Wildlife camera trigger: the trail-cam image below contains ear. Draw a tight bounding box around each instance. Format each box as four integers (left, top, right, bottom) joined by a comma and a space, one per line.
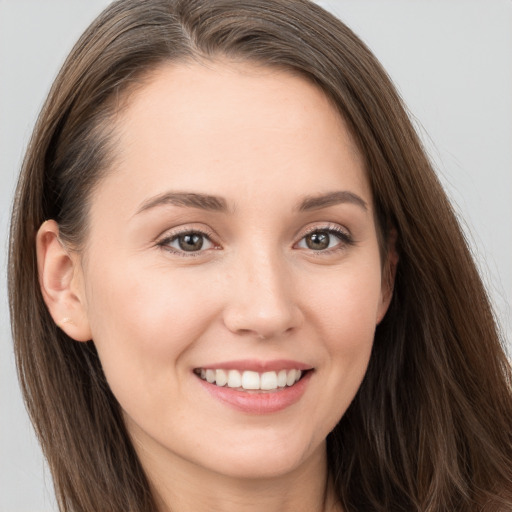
376, 227, 399, 324
36, 220, 92, 342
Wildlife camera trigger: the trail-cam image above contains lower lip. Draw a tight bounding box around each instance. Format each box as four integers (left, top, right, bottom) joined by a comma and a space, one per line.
196, 371, 312, 414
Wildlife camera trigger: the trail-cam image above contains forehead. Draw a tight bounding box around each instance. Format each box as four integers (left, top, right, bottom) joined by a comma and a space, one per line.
95, 60, 370, 216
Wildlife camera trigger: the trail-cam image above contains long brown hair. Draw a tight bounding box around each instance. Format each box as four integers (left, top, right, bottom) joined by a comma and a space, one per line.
9, 1, 512, 510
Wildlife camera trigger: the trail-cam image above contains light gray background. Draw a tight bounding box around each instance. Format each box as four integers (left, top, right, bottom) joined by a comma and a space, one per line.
1, 1, 510, 509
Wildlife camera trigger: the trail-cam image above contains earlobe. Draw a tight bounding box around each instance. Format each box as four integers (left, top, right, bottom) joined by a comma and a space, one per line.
36, 220, 92, 342
376, 228, 399, 324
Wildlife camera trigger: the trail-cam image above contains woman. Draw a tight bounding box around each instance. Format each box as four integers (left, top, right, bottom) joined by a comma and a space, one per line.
8, 0, 512, 510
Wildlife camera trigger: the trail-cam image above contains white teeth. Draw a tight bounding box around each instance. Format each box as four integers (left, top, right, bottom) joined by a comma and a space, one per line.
197, 368, 305, 390
242, 371, 260, 390
227, 369, 242, 388
260, 371, 278, 390
215, 369, 228, 387
286, 369, 297, 386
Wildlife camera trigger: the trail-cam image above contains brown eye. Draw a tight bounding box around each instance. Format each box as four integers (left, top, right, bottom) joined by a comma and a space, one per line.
177, 233, 204, 251
297, 227, 352, 252
305, 231, 330, 250
162, 231, 215, 254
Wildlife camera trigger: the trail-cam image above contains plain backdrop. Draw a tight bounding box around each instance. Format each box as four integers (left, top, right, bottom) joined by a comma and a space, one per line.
1, 1, 510, 509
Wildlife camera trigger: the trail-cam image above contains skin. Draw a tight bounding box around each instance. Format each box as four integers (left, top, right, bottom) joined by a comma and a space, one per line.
37, 61, 396, 512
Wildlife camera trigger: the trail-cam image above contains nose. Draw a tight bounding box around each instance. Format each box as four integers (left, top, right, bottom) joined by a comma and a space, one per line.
222, 249, 303, 340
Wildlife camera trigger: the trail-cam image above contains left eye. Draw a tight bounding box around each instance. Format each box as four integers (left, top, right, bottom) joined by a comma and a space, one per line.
164, 232, 215, 253
297, 229, 347, 251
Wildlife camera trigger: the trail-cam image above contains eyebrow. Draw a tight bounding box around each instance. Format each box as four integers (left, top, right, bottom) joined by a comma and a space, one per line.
136, 192, 229, 215
297, 191, 368, 212
135, 189, 367, 216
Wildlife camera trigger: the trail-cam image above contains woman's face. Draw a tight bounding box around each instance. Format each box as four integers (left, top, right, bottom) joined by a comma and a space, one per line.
72, 61, 392, 480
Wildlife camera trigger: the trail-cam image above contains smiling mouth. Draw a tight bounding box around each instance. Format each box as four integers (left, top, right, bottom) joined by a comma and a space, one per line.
193, 368, 308, 392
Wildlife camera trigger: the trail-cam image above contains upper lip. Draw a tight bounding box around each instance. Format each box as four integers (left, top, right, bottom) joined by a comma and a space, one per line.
195, 359, 313, 372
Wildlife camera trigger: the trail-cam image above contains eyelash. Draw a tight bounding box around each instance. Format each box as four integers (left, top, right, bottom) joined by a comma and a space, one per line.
297, 225, 354, 254
157, 227, 218, 258
157, 224, 354, 258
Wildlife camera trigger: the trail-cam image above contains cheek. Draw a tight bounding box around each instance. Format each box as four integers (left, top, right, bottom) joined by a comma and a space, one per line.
305, 260, 382, 406
306, 257, 383, 339
83, 259, 220, 394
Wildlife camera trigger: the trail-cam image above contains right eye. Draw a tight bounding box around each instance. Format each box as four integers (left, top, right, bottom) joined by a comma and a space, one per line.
159, 231, 216, 255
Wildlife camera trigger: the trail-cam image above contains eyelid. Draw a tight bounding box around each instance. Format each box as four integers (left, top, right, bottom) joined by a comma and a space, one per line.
294, 222, 354, 252
155, 221, 354, 257
156, 225, 220, 257
299, 222, 351, 238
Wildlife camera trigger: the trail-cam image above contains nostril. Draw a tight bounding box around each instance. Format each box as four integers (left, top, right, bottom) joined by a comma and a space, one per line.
222, 305, 303, 341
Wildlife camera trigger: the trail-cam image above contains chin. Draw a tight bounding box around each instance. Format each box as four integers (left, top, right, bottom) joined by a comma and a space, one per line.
194, 428, 326, 481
